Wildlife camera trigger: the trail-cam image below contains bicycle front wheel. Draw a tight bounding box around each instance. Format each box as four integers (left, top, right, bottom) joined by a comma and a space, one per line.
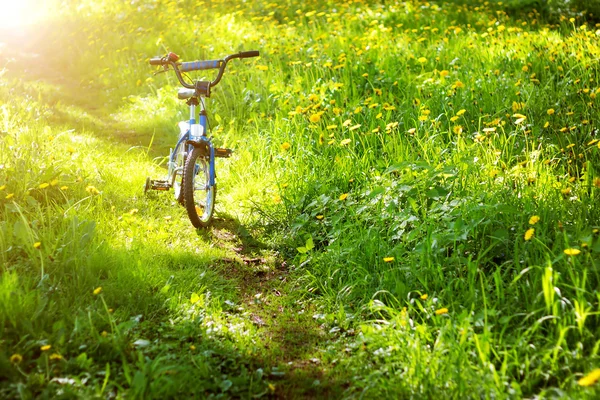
183, 146, 216, 228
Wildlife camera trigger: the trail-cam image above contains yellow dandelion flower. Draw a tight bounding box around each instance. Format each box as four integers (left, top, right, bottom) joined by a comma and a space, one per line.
10, 354, 23, 364
49, 353, 63, 361
453, 126, 463, 135
593, 177, 600, 188
39, 183, 50, 189
101, 331, 108, 337
453, 81, 464, 89
417, 57, 427, 64
256, 65, 268, 71
407, 128, 416, 134
450, 116, 459, 122
93, 287, 102, 295
547, 108, 555, 115
420, 294, 428, 300
439, 70, 449, 78
529, 215, 540, 225
33, 242, 41, 249
40, 345, 51, 351
280, 142, 291, 151
340, 138, 351, 146
564, 248, 581, 256
6, 193, 14, 199
339, 193, 348, 201
309, 113, 321, 123
543, 121, 550, 128
383, 257, 394, 262
435, 308, 449, 315
189, 345, 196, 350
86, 186, 100, 195
60, 186, 68, 190
0, 185, 5, 191
316, 215, 324, 220
456, 109, 466, 116
524, 228, 535, 241
578, 369, 600, 386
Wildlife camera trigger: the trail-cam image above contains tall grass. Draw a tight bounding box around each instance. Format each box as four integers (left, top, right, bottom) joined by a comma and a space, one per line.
1, 0, 599, 397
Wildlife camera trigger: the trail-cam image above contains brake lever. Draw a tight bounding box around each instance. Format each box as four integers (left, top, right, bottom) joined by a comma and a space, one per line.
153, 65, 170, 76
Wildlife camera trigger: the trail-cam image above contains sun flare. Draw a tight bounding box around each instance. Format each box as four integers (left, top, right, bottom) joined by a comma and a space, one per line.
0, 0, 48, 29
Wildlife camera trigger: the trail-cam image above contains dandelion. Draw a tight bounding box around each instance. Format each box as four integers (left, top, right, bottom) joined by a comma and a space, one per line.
417, 57, 427, 64
456, 109, 466, 116
524, 228, 535, 241
529, 215, 540, 225
564, 248, 581, 256
547, 108, 555, 115
10, 354, 22, 364
0, 185, 5, 191
40, 345, 51, 351
316, 215, 324, 220
93, 287, 102, 295
383, 257, 394, 262
86, 186, 100, 195
453, 81, 464, 89
450, 116, 459, 122
439, 70, 449, 78
309, 113, 321, 123
544, 122, 550, 128
273, 195, 281, 204
101, 331, 108, 337
340, 138, 351, 146
189, 345, 196, 350
578, 369, 600, 386
435, 308, 449, 315
420, 294, 428, 300
38, 183, 49, 189
49, 353, 63, 361
280, 142, 291, 151
33, 242, 41, 249
5, 193, 14, 199
453, 126, 463, 135
256, 65, 268, 71
339, 193, 348, 201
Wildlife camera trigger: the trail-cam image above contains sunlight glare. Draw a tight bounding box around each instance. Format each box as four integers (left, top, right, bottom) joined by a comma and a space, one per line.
0, 0, 48, 29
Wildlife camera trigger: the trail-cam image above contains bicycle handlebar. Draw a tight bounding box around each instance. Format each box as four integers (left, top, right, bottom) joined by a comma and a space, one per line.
149, 50, 260, 91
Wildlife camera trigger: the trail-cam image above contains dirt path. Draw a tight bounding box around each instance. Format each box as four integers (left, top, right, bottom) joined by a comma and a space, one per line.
207, 219, 349, 398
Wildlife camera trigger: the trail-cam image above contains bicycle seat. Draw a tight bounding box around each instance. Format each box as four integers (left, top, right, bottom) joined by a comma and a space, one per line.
178, 88, 196, 100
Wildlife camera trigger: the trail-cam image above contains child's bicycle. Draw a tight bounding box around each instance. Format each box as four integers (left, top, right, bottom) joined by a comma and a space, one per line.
144, 50, 259, 227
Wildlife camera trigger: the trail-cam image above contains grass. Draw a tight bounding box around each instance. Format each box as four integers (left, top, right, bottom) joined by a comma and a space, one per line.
1, 0, 600, 398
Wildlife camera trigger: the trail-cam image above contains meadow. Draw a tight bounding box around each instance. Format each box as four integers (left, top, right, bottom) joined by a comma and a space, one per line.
1, 0, 600, 398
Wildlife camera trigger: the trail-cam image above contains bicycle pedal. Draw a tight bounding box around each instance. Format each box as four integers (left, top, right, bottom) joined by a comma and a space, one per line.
150, 180, 170, 191
215, 148, 233, 158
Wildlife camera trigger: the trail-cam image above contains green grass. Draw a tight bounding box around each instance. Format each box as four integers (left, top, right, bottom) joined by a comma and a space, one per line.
1, 0, 600, 398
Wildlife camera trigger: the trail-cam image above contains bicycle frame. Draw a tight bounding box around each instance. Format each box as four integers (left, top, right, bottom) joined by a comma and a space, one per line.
170, 98, 215, 189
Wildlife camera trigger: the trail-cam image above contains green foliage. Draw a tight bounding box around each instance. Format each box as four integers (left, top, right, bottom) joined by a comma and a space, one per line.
1, 0, 600, 398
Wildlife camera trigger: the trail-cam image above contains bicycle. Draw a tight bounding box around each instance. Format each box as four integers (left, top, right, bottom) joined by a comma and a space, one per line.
144, 50, 260, 227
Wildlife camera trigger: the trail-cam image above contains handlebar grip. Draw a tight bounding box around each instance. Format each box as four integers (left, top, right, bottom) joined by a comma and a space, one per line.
238, 50, 259, 59
180, 60, 221, 72
149, 57, 163, 66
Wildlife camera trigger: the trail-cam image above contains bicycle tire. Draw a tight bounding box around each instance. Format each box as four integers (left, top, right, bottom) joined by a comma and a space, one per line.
183, 146, 216, 227
172, 145, 186, 204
